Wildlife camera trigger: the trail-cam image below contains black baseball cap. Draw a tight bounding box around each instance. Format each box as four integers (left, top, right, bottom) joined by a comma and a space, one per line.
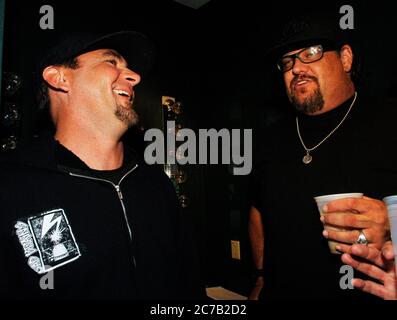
267, 13, 353, 60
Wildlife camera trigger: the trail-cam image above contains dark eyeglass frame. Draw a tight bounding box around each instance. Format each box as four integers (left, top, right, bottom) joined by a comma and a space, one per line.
277, 44, 336, 72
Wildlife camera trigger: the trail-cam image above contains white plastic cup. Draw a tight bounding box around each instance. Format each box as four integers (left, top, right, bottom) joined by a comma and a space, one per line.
383, 195, 397, 275
314, 193, 364, 254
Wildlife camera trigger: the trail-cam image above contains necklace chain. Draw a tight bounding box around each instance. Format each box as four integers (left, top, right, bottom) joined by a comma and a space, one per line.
296, 92, 357, 164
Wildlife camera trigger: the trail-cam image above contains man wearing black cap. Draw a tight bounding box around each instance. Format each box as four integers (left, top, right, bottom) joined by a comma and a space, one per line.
0, 31, 204, 300
248, 14, 397, 300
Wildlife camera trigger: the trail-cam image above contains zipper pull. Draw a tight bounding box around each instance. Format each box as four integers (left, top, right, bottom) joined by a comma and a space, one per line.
115, 185, 123, 200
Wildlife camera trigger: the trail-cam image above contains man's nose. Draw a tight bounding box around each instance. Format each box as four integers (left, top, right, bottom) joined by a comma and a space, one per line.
291, 58, 309, 75
123, 69, 141, 86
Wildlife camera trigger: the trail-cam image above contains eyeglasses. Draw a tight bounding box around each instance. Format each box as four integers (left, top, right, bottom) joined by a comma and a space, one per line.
277, 45, 333, 72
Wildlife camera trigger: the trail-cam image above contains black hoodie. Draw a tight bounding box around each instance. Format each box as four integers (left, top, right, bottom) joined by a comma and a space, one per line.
0, 133, 205, 300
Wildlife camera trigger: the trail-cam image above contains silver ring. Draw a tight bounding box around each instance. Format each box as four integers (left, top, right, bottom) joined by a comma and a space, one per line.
355, 231, 369, 245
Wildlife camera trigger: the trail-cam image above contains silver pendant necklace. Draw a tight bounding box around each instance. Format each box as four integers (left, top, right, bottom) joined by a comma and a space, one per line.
296, 92, 357, 165
302, 152, 312, 164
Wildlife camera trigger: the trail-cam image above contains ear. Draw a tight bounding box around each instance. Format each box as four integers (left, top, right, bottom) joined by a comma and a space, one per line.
42, 66, 70, 92
339, 44, 354, 73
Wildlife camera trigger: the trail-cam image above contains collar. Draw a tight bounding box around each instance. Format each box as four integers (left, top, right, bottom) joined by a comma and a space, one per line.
0, 132, 140, 174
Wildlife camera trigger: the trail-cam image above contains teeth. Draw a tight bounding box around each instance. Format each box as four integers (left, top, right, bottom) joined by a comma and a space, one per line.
113, 89, 130, 97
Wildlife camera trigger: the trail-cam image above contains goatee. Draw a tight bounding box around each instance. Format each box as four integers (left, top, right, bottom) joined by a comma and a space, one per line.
291, 87, 324, 114
115, 104, 139, 128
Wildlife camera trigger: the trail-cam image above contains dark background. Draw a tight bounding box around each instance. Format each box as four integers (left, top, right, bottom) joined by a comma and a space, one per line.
1, 0, 396, 296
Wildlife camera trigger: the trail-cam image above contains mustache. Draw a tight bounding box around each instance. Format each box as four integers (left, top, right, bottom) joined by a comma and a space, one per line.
291, 75, 318, 90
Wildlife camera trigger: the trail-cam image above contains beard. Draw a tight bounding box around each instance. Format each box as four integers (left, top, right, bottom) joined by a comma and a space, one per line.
114, 103, 139, 128
289, 77, 324, 114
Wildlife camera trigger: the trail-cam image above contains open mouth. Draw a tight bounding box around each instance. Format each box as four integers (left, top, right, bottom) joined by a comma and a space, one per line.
292, 77, 317, 91
113, 89, 133, 102
294, 79, 312, 88
296, 79, 310, 86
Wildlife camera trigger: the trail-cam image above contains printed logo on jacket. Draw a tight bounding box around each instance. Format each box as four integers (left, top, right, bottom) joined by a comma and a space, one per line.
15, 208, 81, 274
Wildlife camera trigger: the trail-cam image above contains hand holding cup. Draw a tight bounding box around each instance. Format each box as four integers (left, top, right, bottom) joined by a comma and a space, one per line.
318, 194, 389, 253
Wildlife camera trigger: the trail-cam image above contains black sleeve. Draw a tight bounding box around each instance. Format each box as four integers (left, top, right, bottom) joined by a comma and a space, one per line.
161, 170, 207, 300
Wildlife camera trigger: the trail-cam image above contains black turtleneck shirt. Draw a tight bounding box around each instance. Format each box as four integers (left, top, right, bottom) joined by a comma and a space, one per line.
251, 93, 397, 300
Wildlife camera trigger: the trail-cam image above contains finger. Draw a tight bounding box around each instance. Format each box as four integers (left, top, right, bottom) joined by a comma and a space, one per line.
352, 278, 387, 299
323, 229, 365, 245
335, 243, 351, 254
335, 243, 379, 258
350, 244, 385, 266
322, 212, 369, 228
382, 241, 395, 260
341, 253, 387, 281
337, 244, 377, 261
324, 197, 383, 214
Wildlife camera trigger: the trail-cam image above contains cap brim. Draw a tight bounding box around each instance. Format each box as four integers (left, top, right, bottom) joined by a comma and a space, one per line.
266, 37, 337, 61
80, 31, 156, 76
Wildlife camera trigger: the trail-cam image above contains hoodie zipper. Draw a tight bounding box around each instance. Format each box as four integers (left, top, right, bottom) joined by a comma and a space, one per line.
69, 164, 138, 267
